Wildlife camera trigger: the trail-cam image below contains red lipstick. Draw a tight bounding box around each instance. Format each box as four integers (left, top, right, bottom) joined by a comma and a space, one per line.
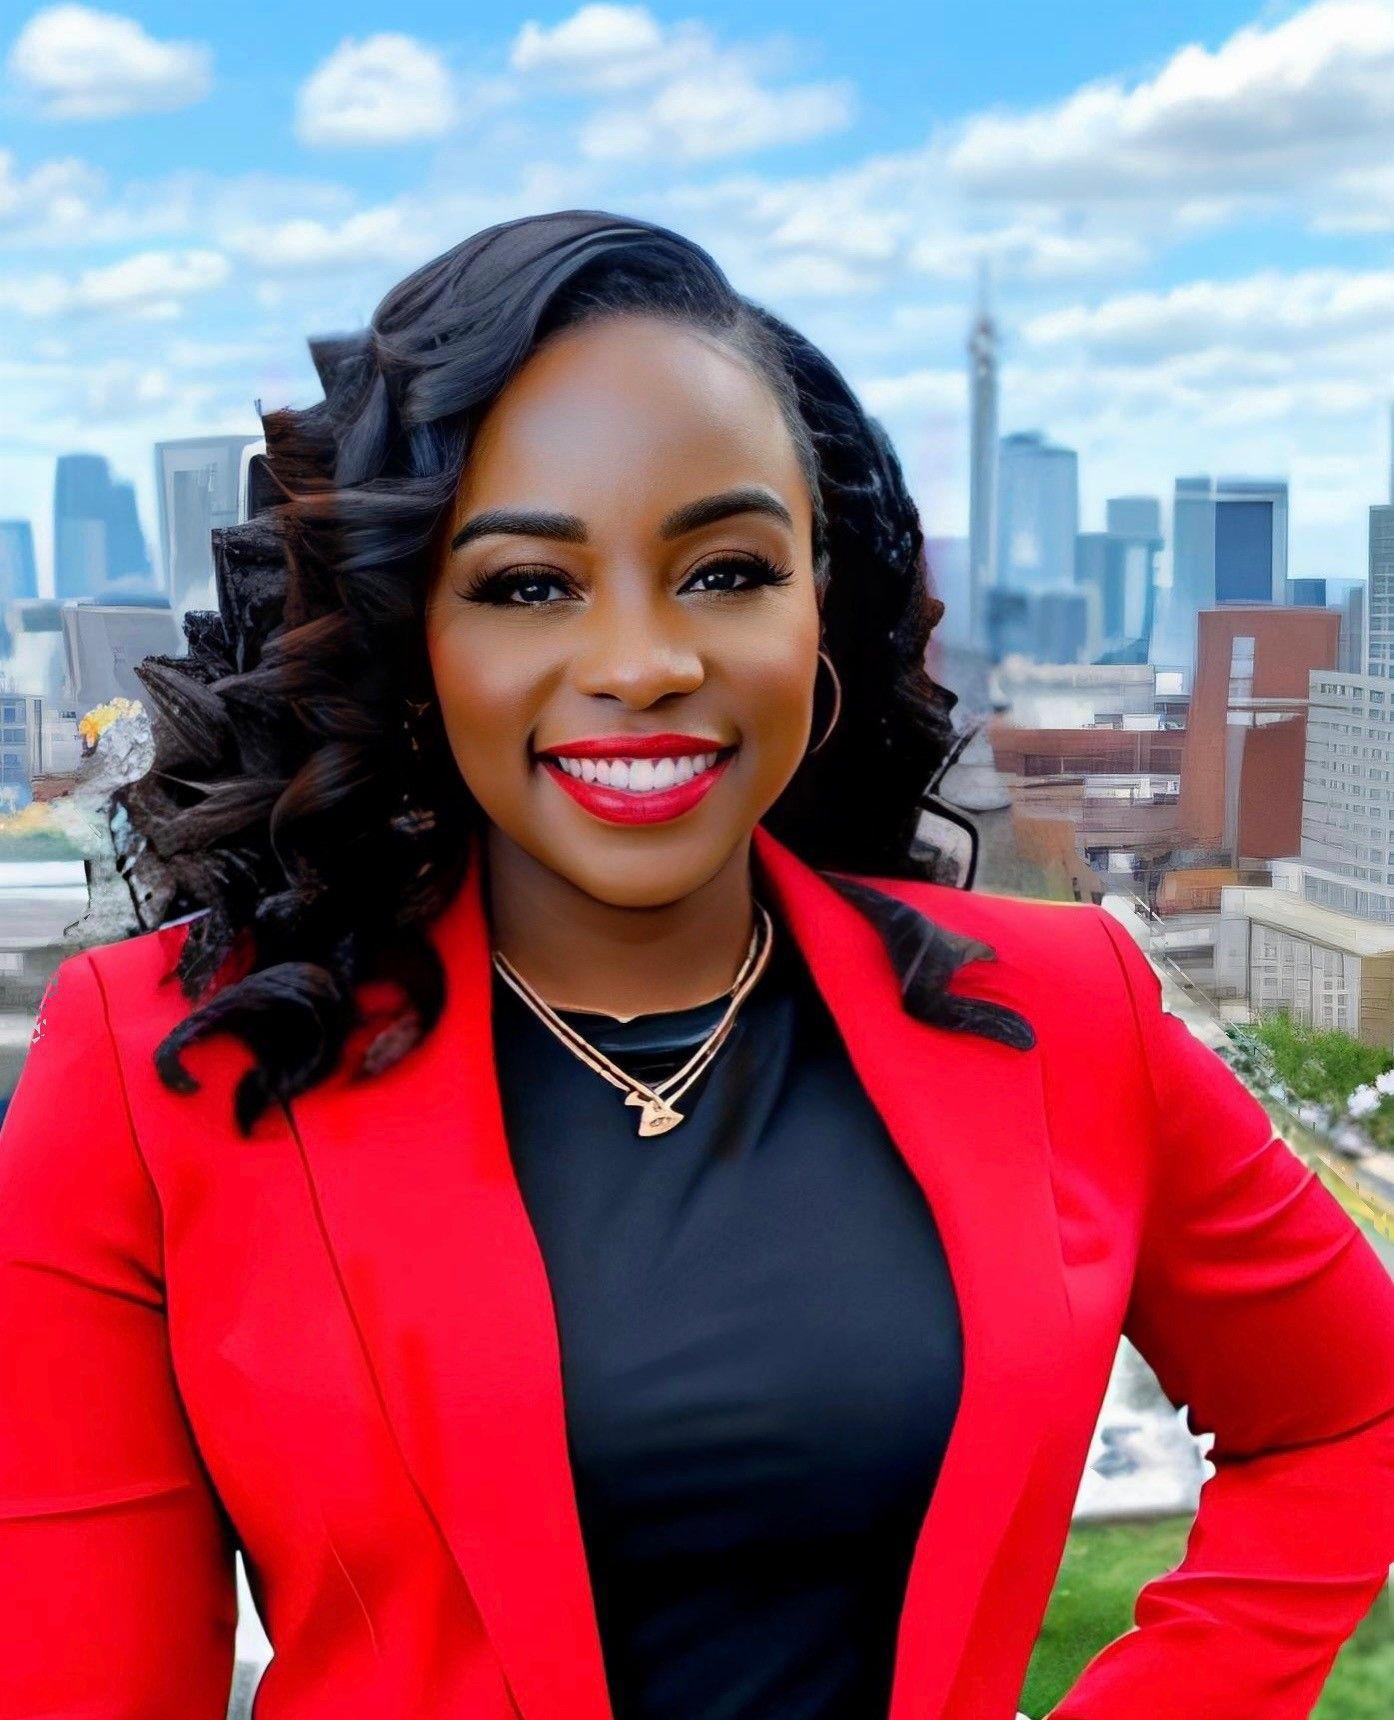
535, 733, 737, 826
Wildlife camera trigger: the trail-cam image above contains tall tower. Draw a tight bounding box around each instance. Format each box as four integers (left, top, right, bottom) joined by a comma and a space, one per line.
967, 261, 998, 655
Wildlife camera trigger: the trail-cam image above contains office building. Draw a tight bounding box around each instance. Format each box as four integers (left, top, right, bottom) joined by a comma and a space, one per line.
1, 600, 67, 705
1289, 578, 1327, 607
1108, 496, 1162, 655
1339, 583, 1366, 675
52, 453, 152, 599
60, 595, 182, 709
1163, 477, 1290, 677
1369, 505, 1394, 679
996, 431, 1079, 597
1176, 606, 1337, 863
155, 434, 261, 619
1214, 885, 1394, 1042
0, 691, 44, 810
988, 585, 1091, 665
1075, 502, 1160, 665
0, 522, 37, 602
1283, 671, 1394, 925
1214, 478, 1288, 605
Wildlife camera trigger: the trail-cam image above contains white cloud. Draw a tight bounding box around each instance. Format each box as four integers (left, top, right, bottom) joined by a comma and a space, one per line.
510, 4, 672, 91
657, 152, 1145, 306
0, 158, 364, 251
908, 219, 1145, 283
1024, 267, 1394, 360
947, 0, 1394, 203
664, 161, 920, 265
510, 5, 852, 163
582, 69, 851, 163
6, 4, 212, 121
296, 33, 454, 147
0, 246, 228, 318
223, 205, 428, 274
0, 147, 103, 233
858, 366, 964, 417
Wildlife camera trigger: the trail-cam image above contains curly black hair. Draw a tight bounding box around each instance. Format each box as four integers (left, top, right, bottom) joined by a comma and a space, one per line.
114, 208, 1032, 1136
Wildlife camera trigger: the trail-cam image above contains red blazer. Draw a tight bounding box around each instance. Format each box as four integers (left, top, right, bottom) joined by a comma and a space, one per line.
2, 820, 1394, 1720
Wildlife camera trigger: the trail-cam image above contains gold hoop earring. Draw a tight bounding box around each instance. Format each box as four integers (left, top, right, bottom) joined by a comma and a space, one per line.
809, 647, 842, 755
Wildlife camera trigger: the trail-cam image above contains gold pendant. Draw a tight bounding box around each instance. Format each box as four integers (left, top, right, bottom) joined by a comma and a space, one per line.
625, 1091, 684, 1136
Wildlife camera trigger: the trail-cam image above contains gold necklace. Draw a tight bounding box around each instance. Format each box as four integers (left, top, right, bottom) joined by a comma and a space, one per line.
491, 902, 775, 1137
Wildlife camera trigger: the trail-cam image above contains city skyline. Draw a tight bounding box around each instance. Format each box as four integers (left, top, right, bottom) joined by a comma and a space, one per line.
3, 1, 1394, 592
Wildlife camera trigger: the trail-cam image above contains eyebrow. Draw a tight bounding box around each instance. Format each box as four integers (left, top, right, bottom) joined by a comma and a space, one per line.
448, 486, 795, 553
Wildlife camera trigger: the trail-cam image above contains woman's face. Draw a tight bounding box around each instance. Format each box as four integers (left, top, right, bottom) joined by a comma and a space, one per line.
424, 313, 822, 909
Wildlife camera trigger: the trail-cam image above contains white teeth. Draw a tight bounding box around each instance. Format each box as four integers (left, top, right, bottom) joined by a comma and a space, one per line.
551, 750, 728, 792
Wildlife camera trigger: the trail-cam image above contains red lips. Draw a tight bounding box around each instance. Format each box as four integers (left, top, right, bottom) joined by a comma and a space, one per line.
537, 742, 736, 826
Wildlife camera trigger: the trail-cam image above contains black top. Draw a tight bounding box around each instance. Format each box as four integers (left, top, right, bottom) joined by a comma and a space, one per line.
490, 904, 963, 1720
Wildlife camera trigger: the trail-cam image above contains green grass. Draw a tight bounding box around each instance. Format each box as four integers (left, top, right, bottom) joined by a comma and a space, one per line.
0, 832, 84, 861
1021, 1517, 1394, 1717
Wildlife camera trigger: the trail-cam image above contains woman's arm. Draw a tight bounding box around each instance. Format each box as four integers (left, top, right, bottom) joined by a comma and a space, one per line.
1045, 911, 1394, 1720
0, 952, 238, 1717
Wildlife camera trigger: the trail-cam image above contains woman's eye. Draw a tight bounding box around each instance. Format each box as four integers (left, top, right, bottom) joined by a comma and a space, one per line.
683, 554, 792, 594
463, 569, 574, 606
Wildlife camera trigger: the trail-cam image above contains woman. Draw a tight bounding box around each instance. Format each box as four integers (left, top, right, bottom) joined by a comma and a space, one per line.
1, 210, 1392, 1720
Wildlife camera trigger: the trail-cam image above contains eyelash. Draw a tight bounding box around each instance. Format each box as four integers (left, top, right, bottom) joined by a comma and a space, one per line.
457, 552, 795, 608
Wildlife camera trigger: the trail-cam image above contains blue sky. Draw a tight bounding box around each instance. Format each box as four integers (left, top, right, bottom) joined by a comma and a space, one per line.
4, 0, 1394, 590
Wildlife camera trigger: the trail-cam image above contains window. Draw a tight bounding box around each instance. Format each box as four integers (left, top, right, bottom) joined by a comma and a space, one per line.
1228, 634, 1256, 704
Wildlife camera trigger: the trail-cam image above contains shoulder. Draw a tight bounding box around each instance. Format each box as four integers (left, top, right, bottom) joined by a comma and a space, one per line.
830, 871, 1126, 990
84, 916, 201, 1037
827, 872, 1156, 1080
77, 915, 263, 1143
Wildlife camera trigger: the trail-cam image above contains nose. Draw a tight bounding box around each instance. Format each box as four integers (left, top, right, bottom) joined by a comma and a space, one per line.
570, 595, 705, 709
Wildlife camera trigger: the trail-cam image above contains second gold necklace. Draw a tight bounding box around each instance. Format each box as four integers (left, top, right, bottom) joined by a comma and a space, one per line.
492, 901, 775, 1137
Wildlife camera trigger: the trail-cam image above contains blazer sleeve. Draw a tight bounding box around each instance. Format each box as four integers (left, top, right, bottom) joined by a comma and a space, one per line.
1045, 910, 1394, 1720
0, 951, 238, 1717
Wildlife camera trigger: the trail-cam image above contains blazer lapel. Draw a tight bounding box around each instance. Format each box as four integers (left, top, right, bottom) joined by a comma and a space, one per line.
281, 820, 1071, 1720
279, 838, 613, 1720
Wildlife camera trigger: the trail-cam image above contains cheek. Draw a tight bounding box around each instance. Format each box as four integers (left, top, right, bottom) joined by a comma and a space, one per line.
728, 622, 815, 700
427, 626, 542, 783
722, 629, 819, 772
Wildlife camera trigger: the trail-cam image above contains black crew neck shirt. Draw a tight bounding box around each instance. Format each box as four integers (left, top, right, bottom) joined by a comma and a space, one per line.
489, 905, 963, 1720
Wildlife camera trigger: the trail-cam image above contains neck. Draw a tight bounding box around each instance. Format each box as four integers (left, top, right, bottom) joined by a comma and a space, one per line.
481, 824, 759, 1019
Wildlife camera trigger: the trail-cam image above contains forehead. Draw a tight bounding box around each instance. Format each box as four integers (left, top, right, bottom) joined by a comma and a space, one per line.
455, 316, 807, 523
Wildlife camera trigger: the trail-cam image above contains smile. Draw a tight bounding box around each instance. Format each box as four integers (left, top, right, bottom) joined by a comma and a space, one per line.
535, 737, 738, 826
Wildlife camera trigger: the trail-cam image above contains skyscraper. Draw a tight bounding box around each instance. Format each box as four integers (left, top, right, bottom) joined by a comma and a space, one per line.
155, 434, 261, 618
1098, 495, 1162, 657
0, 521, 37, 602
1368, 502, 1394, 678
1213, 477, 1288, 606
52, 452, 153, 599
1163, 476, 1289, 676
966, 263, 998, 656
996, 430, 1079, 595
106, 479, 151, 586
